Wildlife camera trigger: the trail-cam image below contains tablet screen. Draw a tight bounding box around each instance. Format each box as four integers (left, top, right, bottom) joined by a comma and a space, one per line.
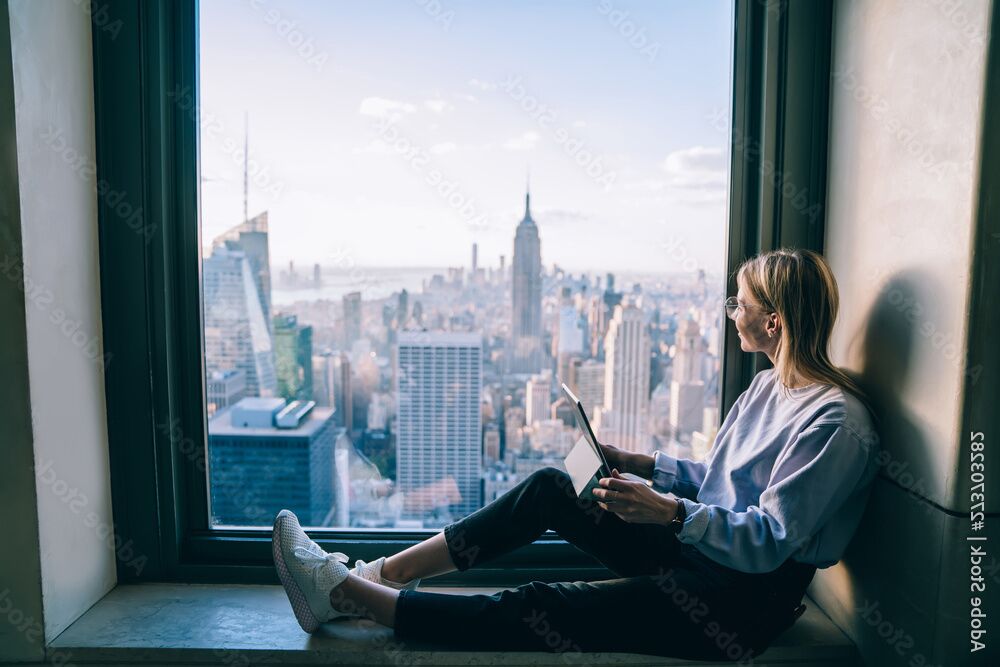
561, 383, 611, 477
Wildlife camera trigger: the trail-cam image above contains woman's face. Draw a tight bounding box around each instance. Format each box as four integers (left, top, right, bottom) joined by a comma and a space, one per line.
733, 282, 778, 355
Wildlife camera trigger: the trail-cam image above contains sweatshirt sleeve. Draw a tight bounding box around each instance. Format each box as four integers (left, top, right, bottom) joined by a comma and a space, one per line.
651, 451, 709, 500
673, 420, 877, 573
652, 380, 754, 499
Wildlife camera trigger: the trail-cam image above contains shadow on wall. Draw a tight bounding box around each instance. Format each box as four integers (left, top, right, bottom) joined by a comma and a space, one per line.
818, 271, 969, 667
855, 271, 932, 475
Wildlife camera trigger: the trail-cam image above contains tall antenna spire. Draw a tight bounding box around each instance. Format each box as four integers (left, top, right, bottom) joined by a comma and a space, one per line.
243, 112, 249, 224
524, 165, 531, 218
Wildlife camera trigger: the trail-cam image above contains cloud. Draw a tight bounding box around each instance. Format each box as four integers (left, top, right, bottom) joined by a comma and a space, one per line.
424, 99, 453, 113
353, 139, 394, 155
535, 208, 591, 225
430, 142, 457, 154
358, 97, 417, 119
503, 131, 540, 151
660, 146, 727, 189
468, 78, 497, 91
572, 119, 587, 128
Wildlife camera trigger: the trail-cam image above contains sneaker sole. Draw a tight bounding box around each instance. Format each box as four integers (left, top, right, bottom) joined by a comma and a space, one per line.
272, 512, 321, 633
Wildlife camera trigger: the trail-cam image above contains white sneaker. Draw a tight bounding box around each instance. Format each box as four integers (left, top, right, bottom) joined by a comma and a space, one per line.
351, 556, 421, 591
272, 509, 352, 632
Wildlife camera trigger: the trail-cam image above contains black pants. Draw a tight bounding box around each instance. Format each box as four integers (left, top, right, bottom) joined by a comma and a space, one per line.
392, 467, 816, 661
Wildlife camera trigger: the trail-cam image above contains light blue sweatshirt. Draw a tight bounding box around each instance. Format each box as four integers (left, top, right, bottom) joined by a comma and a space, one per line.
653, 368, 880, 574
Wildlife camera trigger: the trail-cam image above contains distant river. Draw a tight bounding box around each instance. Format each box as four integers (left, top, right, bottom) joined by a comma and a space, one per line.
270, 266, 449, 306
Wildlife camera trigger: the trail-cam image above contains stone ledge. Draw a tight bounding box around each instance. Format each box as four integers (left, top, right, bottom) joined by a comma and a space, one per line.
46, 583, 860, 666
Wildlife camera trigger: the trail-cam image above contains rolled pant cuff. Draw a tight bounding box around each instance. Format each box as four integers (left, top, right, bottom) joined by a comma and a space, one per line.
443, 520, 475, 571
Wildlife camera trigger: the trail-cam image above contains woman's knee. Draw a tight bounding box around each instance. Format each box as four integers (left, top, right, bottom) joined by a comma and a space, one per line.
528, 466, 574, 495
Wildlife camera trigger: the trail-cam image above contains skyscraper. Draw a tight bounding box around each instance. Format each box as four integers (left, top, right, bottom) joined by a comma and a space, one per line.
208, 397, 338, 526
213, 212, 272, 331
525, 370, 552, 426
203, 246, 277, 397
335, 352, 353, 433
396, 331, 483, 522
571, 358, 606, 417
313, 350, 337, 408
602, 304, 651, 453
510, 191, 543, 374
670, 316, 707, 441
206, 369, 246, 417
342, 291, 362, 350
273, 313, 313, 402
397, 289, 409, 328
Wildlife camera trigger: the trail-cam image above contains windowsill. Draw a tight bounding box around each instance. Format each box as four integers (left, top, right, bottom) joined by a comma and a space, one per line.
49, 583, 860, 665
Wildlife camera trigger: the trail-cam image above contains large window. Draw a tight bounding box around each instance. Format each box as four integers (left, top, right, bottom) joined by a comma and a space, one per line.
197, 0, 735, 530
92, 0, 833, 582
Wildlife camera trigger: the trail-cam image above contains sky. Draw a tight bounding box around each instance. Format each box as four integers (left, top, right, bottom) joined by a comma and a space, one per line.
198, 0, 734, 276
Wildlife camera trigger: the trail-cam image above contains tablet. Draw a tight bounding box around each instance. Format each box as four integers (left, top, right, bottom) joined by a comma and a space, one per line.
561, 382, 612, 478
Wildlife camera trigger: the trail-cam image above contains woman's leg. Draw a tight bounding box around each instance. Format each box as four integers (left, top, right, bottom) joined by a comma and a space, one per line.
391, 568, 760, 659
381, 531, 454, 584
392, 466, 682, 579
328, 572, 402, 627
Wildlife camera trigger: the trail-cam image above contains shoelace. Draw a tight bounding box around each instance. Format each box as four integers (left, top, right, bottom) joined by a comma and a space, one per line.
293, 544, 350, 592
294, 544, 349, 566
355, 558, 393, 585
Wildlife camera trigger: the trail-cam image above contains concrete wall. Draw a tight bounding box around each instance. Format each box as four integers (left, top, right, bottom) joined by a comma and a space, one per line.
1, 0, 116, 655
812, 0, 997, 664
0, 0, 44, 659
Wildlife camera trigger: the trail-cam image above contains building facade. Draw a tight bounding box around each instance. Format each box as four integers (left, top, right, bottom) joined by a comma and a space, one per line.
395, 331, 483, 523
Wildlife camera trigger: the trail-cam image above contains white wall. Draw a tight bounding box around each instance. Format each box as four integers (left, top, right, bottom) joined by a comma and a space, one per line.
9, 0, 115, 642
813, 0, 995, 664
825, 0, 989, 511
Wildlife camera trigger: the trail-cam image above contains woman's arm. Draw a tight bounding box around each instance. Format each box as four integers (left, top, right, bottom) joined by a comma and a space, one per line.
605, 448, 709, 500
645, 451, 709, 500
671, 420, 878, 573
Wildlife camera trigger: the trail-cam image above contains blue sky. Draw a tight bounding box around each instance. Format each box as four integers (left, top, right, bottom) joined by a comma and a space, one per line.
198, 0, 733, 275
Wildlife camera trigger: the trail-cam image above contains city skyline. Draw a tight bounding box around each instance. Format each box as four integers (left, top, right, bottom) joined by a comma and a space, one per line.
198, 0, 734, 274
198, 1, 731, 529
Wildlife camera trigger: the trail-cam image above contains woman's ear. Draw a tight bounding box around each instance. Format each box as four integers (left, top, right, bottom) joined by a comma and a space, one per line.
767, 311, 781, 337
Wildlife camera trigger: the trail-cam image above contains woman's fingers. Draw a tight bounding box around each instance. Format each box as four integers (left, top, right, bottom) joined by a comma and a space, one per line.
598, 476, 634, 491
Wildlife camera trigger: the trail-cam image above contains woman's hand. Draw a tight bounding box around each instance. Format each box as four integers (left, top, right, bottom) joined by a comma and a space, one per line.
593, 469, 680, 527
599, 443, 655, 480
598, 443, 634, 476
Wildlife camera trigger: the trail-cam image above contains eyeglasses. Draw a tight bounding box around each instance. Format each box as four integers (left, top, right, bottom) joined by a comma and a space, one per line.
724, 296, 771, 321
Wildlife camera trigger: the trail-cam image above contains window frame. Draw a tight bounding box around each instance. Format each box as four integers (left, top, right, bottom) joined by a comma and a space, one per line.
93, 0, 832, 585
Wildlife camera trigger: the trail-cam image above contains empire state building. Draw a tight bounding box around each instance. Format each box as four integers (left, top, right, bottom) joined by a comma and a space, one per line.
510, 190, 543, 374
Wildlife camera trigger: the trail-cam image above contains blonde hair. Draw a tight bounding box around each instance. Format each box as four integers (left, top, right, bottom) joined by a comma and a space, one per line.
735, 248, 874, 415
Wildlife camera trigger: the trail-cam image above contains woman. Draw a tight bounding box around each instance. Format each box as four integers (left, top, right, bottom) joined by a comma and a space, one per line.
272, 248, 880, 661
